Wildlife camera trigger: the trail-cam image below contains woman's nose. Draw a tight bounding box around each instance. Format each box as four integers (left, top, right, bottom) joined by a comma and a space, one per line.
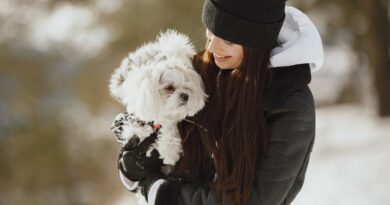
207, 36, 223, 53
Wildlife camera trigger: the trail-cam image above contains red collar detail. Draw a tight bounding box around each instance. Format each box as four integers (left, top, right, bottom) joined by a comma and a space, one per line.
153, 123, 161, 129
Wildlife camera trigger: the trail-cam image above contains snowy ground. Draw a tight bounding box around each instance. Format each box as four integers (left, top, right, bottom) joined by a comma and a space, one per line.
115, 104, 390, 205
294, 104, 390, 205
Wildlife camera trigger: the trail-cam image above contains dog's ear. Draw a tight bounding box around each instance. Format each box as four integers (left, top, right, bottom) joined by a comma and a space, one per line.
183, 68, 208, 116
109, 57, 133, 104
134, 70, 162, 121
156, 29, 196, 61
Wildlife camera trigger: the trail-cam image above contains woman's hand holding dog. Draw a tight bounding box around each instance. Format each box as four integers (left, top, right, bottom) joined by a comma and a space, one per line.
118, 132, 167, 200
118, 133, 164, 182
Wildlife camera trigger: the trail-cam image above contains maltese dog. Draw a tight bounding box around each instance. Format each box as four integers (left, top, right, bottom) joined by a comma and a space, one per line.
109, 29, 207, 168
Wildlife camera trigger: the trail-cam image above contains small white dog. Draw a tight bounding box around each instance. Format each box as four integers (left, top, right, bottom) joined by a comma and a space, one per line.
109, 30, 207, 168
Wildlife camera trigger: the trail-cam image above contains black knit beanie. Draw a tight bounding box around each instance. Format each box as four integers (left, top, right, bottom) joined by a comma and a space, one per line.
202, 0, 286, 48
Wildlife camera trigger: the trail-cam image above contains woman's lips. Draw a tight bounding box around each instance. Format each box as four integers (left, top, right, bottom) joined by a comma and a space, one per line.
213, 54, 231, 62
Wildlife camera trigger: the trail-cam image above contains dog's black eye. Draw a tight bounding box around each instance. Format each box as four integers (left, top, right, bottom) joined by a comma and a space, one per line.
165, 85, 175, 92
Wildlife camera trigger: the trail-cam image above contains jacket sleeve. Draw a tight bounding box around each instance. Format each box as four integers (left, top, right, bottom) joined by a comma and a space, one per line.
146, 179, 220, 205
150, 86, 315, 205
248, 86, 315, 205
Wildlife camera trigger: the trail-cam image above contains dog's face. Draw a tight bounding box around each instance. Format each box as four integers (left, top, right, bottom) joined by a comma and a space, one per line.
156, 60, 206, 121
126, 59, 206, 123
109, 29, 207, 123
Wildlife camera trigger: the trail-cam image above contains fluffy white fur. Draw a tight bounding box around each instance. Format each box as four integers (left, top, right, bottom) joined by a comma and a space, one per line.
109, 29, 207, 166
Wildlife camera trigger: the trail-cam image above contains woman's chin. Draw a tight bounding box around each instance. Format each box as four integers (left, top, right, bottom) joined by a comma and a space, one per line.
215, 62, 234, 70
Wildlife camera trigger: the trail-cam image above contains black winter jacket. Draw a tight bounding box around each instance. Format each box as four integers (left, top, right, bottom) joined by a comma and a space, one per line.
150, 63, 315, 205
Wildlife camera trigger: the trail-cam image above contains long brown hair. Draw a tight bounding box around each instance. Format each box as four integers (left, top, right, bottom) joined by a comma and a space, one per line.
177, 44, 272, 205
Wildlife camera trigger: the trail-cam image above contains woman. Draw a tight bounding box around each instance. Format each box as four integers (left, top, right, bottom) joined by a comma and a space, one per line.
118, 0, 324, 204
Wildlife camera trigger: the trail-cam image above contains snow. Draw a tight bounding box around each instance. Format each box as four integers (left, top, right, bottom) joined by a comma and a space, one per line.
293, 104, 390, 205
309, 45, 359, 105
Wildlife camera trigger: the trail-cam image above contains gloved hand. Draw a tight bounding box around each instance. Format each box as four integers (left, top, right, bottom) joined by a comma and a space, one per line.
118, 132, 188, 203
118, 132, 164, 182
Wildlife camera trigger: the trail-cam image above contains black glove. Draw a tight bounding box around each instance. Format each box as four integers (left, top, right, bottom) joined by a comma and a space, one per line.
141, 174, 186, 204
118, 132, 164, 182
118, 132, 184, 203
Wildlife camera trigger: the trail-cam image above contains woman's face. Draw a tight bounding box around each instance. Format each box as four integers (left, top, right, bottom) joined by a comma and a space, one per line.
206, 30, 244, 70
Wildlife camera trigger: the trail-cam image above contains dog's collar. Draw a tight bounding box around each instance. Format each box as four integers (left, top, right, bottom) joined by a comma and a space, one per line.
127, 112, 161, 132
152, 123, 161, 129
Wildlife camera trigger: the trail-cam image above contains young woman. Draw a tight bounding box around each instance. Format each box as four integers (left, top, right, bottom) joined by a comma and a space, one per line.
118, 0, 324, 204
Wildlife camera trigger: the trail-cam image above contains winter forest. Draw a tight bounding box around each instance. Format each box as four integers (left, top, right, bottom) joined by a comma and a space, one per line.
0, 0, 389, 204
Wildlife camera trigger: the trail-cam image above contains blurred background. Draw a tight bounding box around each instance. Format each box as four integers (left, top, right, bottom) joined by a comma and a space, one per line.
0, 0, 389, 204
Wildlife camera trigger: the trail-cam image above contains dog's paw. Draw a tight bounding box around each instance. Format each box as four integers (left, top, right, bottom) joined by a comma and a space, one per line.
111, 113, 131, 145
111, 113, 155, 145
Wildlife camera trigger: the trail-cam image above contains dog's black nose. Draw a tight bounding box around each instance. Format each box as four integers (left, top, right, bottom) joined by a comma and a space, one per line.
180, 93, 189, 102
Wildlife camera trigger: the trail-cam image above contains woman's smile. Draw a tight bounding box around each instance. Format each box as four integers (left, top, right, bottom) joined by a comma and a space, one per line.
213, 54, 232, 62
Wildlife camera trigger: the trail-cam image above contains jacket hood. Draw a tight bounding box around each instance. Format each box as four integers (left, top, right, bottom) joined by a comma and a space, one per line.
269, 6, 324, 72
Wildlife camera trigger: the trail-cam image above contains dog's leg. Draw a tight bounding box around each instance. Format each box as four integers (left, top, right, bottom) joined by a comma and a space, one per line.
153, 132, 183, 165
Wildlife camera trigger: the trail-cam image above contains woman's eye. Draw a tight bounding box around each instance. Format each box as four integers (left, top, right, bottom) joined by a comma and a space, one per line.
165, 85, 175, 92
